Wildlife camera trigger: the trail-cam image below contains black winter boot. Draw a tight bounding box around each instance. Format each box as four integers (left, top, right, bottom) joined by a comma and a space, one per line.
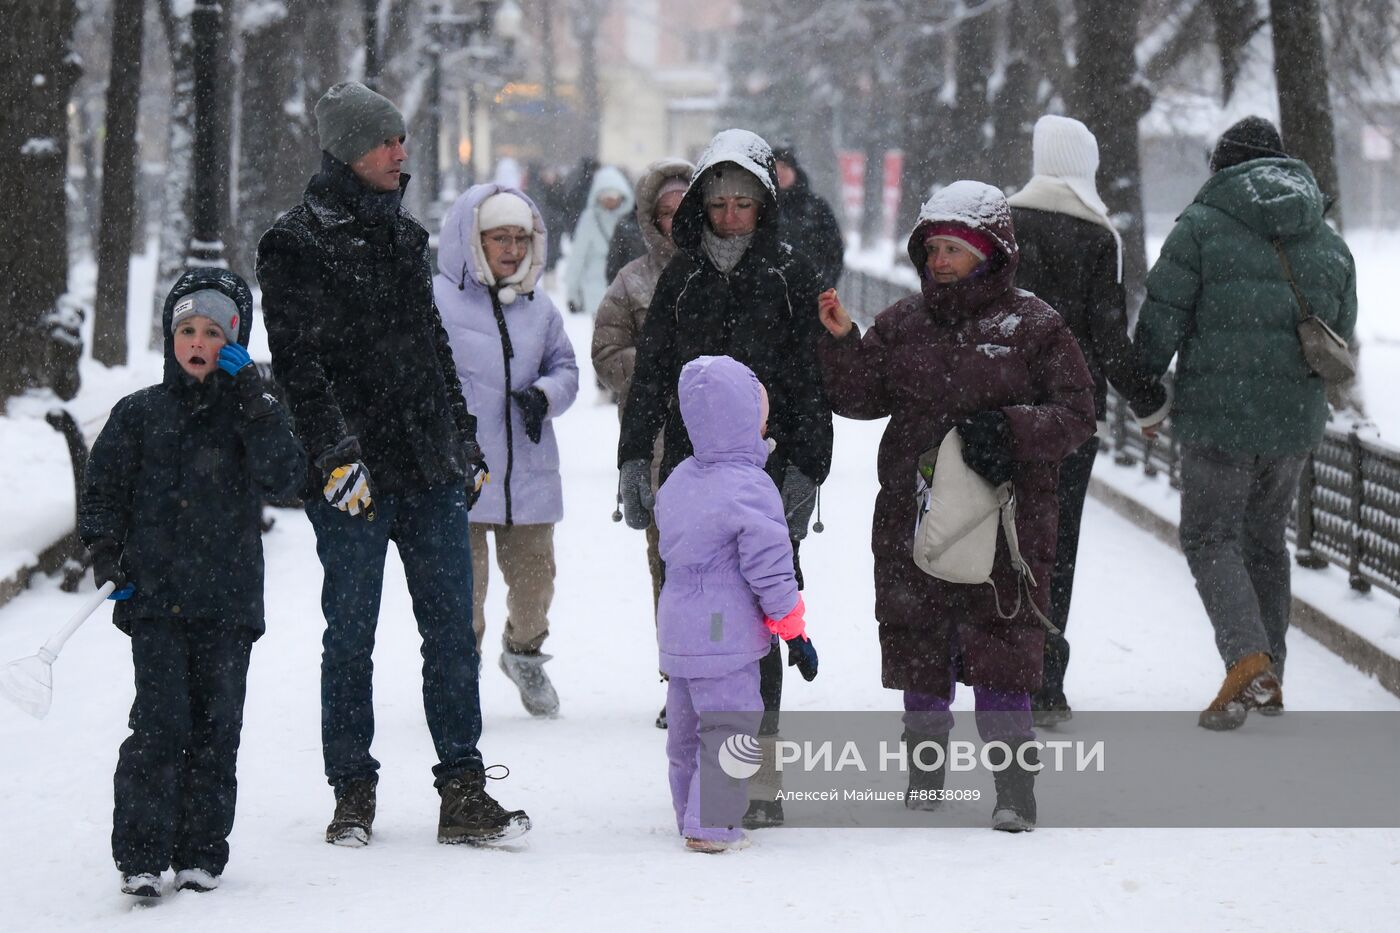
904, 730, 949, 811
991, 742, 1038, 832
326, 776, 377, 846
438, 768, 531, 844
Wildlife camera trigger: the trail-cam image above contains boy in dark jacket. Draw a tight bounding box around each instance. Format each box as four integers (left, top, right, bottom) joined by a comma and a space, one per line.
79, 268, 305, 900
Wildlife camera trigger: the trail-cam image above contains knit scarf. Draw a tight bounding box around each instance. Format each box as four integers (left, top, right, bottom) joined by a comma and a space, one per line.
701, 228, 754, 275
319, 151, 405, 229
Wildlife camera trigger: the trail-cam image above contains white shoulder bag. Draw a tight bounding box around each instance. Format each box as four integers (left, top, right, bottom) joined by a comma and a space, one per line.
911, 428, 1058, 633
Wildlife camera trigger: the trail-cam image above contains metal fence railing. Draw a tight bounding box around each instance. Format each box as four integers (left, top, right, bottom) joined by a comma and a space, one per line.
1103, 377, 1398, 604
838, 267, 916, 330
840, 267, 1400, 610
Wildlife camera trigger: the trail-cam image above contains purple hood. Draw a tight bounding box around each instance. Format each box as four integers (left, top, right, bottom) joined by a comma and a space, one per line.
677, 355, 770, 470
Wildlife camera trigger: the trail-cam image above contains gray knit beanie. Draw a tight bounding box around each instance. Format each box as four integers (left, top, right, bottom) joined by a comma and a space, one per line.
170, 289, 241, 343
315, 81, 407, 164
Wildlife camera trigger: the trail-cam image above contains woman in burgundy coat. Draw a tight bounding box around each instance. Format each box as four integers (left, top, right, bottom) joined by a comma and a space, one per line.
817, 181, 1095, 831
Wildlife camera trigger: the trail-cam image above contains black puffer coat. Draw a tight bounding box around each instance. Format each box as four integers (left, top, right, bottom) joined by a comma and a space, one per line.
1010, 207, 1161, 420
79, 268, 306, 636
776, 165, 844, 291
618, 131, 833, 486
256, 154, 478, 497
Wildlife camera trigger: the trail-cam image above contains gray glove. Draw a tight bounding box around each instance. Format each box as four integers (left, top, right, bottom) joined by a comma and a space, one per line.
780, 465, 818, 540
619, 459, 655, 530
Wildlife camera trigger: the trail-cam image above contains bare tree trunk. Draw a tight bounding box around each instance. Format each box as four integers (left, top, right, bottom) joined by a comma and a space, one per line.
151, 0, 194, 348
1209, 0, 1267, 101
234, 2, 318, 279
898, 22, 949, 234
947, 1, 996, 183
1072, 0, 1153, 312
186, 0, 227, 267
93, 0, 146, 367
990, 0, 1039, 190
363, 0, 381, 89
1270, 0, 1342, 223
0, 0, 84, 401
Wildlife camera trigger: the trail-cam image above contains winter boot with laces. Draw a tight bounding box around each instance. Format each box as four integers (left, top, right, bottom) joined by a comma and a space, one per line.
326, 776, 377, 847
438, 767, 532, 844
904, 730, 949, 812
499, 637, 560, 718
991, 742, 1038, 833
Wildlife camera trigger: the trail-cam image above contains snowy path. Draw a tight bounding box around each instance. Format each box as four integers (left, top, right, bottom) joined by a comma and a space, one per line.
2, 309, 1397, 932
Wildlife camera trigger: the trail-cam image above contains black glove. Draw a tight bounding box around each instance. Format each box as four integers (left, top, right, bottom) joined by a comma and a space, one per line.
780, 465, 818, 541
462, 439, 490, 509
512, 387, 548, 444
957, 411, 1015, 486
619, 459, 655, 530
785, 635, 819, 682
89, 538, 127, 591
230, 360, 278, 423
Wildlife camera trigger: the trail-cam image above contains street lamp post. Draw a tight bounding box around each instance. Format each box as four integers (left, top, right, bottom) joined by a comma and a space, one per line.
423, 1, 521, 219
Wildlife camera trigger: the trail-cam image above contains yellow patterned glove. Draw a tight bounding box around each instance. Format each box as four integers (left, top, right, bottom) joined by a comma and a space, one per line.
323, 462, 374, 517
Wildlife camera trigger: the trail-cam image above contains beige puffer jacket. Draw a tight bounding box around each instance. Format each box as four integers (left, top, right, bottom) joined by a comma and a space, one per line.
591, 157, 694, 419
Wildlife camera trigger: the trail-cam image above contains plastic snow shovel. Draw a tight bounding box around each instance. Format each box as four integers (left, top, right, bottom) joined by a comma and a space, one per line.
0, 581, 115, 719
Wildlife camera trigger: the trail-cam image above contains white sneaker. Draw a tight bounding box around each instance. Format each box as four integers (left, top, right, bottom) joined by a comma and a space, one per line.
174, 868, 220, 892
685, 833, 751, 854
120, 873, 162, 898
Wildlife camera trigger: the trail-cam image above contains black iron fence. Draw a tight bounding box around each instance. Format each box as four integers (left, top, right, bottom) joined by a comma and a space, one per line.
838, 267, 1400, 610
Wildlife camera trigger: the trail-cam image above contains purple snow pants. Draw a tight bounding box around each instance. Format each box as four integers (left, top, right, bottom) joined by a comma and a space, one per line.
666, 663, 762, 842
903, 677, 1033, 744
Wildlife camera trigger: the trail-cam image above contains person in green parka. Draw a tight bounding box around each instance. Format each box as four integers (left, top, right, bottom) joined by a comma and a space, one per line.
1131, 116, 1357, 731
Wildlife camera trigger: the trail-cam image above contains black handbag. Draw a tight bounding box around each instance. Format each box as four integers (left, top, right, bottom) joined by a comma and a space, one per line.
1273, 239, 1354, 386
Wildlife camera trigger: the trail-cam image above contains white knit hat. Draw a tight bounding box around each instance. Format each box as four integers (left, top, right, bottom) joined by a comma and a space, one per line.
1032, 115, 1109, 216
477, 191, 534, 232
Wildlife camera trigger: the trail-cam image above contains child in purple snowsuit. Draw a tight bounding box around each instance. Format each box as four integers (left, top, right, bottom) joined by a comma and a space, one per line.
654, 355, 818, 853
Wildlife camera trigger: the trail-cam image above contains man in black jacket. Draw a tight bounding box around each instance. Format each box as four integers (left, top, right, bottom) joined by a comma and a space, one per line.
256, 81, 528, 848
1008, 114, 1166, 724
772, 143, 845, 290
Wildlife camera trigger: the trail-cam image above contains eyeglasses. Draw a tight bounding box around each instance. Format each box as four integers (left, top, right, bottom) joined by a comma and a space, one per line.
485, 234, 532, 249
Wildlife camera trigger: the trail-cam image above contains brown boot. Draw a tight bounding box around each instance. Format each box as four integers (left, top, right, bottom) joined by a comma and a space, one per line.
1198, 652, 1281, 731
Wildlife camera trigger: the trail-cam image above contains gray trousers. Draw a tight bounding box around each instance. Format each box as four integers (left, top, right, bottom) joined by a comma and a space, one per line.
1178, 445, 1305, 679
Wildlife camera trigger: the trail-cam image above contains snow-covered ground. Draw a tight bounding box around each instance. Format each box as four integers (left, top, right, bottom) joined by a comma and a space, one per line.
2, 305, 1399, 931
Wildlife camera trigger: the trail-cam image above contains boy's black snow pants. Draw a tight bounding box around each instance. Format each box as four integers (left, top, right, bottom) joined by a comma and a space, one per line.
113, 618, 254, 877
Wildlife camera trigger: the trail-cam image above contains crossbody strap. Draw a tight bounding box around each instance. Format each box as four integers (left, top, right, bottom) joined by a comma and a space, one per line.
1272, 238, 1312, 325
989, 491, 1060, 634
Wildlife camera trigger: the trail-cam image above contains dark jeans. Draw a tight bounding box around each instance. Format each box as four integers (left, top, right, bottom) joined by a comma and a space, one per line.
1178, 445, 1305, 679
307, 482, 483, 796
113, 619, 253, 877
1039, 436, 1100, 703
